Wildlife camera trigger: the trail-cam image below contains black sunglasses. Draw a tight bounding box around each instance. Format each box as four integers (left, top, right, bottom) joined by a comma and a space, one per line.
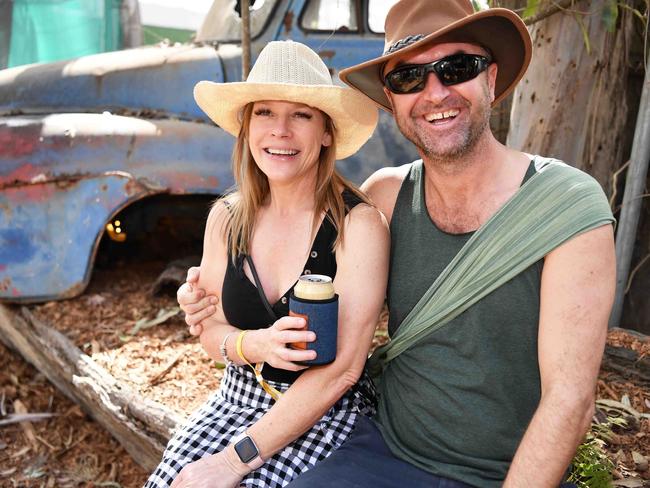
383, 53, 491, 94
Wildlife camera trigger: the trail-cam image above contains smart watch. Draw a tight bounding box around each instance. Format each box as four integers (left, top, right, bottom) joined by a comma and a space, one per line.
232, 432, 264, 469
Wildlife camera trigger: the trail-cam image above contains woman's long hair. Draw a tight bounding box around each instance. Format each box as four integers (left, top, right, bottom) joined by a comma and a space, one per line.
219, 103, 371, 259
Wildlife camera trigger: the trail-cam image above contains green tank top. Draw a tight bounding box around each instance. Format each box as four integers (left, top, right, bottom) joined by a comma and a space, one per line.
377, 160, 543, 487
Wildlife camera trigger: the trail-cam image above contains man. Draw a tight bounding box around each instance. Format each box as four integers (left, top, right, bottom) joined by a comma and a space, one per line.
179, 1, 616, 486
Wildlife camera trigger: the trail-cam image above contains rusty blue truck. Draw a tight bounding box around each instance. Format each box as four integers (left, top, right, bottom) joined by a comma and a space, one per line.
0, 0, 416, 302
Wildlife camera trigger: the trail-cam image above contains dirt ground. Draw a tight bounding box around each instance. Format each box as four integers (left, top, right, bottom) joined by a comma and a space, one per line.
0, 263, 648, 487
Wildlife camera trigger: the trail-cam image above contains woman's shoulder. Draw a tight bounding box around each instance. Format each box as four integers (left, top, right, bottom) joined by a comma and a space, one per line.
205, 194, 239, 245
343, 201, 389, 237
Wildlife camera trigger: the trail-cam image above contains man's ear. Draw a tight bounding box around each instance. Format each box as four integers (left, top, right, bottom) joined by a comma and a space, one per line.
383, 86, 396, 112
487, 63, 498, 103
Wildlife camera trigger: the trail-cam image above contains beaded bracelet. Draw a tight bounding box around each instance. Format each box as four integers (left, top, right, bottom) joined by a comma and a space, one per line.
219, 332, 235, 367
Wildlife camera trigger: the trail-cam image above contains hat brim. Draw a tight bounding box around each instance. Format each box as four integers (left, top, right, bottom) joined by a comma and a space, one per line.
339, 9, 532, 112
193, 81, 378, 160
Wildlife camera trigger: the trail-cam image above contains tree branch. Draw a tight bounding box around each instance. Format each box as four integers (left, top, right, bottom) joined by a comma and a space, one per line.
524, 0, 577, 26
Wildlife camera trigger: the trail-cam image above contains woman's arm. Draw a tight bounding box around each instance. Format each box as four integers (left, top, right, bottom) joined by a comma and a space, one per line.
196, 201, 319, 370
244, 204, 390, 459
171, 203, 390, 488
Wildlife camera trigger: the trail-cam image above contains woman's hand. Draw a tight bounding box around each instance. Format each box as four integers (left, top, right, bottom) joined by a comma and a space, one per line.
246, 316, 317, 370
178, 266, 219, 336
169, 447, 248, 488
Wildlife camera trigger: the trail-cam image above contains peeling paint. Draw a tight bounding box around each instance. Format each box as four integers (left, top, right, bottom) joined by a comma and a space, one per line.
0, 277, 10, 292
0, 131, 39, 158
0, 163, 41, 186
283, 10, 294, 34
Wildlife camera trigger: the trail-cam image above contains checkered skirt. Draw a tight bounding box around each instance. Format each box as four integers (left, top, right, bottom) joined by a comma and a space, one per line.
145, 365, 376, 487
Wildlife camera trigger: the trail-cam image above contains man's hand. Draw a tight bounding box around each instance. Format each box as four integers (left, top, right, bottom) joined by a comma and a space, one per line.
169, 446, 249, 488
177, 266, 219, 336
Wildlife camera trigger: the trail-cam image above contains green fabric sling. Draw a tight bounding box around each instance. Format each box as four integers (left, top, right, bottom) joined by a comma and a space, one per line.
368, 156, 615, 379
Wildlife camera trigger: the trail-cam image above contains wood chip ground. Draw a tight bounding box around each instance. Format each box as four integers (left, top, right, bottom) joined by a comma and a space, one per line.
0, 263, 647, 486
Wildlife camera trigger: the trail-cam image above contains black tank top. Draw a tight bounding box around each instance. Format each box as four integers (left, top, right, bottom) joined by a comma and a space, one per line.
222, 191, 363, 383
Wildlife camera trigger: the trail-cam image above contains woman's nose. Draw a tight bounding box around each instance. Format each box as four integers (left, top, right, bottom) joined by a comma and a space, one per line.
271, 116, 291, 137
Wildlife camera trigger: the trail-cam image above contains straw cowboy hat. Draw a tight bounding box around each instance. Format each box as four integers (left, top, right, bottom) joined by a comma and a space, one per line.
194, 40, 378, 160
339, 0, 532, 112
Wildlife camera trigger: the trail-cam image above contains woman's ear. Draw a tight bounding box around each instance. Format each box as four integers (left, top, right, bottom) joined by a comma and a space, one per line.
322, 131, 333, 147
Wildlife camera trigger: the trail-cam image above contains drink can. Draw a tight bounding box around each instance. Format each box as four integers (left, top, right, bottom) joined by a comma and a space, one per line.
293, 274, 335, 301
289, 274, 338, 365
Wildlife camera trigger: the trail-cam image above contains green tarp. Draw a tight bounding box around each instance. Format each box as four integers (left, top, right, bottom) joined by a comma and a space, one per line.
6, 0, 122, 68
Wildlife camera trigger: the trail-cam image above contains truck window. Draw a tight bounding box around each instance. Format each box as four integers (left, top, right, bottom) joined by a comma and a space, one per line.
368, 0, 398, 33
301, 0, 358, 32
196, 0, 279, 42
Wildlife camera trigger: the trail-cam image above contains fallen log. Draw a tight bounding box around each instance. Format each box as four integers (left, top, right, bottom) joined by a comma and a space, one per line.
0, 304, 182, 471
602, 347, 650, 386
601, 328, 650, 387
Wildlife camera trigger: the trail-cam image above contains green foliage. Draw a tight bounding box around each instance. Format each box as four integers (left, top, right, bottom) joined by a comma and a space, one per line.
567, 438, 614, 488
602, 1, 619, 32
574, 12, 592, 55
567, 410, 625, 488
524, 0, 541, 18
470, 0, 490, 11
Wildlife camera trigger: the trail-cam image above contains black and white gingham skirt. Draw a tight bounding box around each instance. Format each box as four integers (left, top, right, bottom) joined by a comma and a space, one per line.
145, 365, 376, 487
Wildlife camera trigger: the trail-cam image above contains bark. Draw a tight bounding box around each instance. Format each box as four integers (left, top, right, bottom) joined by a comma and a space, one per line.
0, 304, 182, 471
507, 0, 633, 192
602, 344, 650, 386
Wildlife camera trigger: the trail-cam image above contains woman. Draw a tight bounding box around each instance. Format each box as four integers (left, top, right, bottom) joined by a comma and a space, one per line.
146, 40, 389, 488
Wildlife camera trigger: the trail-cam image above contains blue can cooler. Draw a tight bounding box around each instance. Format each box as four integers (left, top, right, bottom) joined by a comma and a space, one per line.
289, 293, 338, 365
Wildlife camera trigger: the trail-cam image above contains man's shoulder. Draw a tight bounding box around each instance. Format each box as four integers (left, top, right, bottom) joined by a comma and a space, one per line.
530, 154, 604, 190
361, 162, 416, 223
362, 162, 414, 196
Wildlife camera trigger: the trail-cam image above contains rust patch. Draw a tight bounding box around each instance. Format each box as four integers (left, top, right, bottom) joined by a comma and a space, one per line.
125, 178, 146, 196
0, 131, 39, 158
0, 172, 91, 190
0, 163, 40, 186
158, 172, 219, 193
3, 183, 56, 204
60, 280, 89, 300
319, 50, 335, 60
283, 10, 294, 34
0, 277, 11, 292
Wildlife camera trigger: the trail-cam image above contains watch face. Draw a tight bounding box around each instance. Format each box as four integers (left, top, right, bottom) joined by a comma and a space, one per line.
234, 436, 259, 464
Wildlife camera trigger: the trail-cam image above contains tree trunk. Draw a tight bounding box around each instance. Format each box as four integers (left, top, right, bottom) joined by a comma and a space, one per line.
507, 0, 633, 192
0, 304, 182, 471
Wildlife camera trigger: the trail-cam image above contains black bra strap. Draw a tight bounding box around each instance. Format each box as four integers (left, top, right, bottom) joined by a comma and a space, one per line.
244, 255, 278, 322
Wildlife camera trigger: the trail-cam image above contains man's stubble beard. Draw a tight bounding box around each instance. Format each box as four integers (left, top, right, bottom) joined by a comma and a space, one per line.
394, 84, 492, 167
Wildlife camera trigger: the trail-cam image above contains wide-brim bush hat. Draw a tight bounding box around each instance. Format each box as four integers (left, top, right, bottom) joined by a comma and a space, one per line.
339, 0, 532, 112
194, 40, 378, 160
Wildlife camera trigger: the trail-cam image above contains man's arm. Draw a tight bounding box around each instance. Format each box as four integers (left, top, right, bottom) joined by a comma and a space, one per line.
504, 224, 615, 487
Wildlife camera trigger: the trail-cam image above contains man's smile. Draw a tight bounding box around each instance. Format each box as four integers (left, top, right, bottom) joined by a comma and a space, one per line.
423, 108, 460, 124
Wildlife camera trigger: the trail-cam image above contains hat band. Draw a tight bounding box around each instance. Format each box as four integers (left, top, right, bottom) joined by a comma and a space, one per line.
384, 34, 425, 55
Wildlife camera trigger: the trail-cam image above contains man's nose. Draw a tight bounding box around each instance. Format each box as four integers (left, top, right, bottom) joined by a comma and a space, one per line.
420, 71, 451, 104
